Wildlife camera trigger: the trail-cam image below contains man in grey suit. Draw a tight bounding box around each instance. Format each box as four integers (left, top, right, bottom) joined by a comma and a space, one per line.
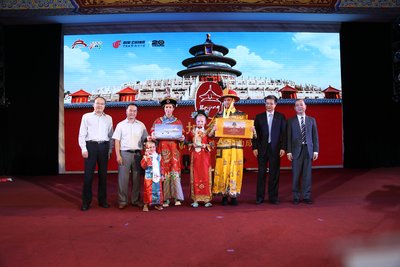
287, 99, 319, 205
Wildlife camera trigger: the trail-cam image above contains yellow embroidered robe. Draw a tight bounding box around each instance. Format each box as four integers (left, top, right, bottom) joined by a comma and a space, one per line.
210, 109, 248, 197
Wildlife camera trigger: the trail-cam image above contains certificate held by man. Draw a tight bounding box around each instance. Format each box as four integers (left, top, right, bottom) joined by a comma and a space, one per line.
215, 118, 254, 139
154, 124, 183, 140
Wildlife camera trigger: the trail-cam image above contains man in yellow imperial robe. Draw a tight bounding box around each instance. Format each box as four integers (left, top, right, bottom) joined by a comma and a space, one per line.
209, 88, 248, 206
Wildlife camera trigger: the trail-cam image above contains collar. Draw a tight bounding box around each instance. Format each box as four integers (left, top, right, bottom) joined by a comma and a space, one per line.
125, 118, 137, 124
297, 114, 306, 120
93, 111, 106, 117
161, 115, 177, 123
223, 107, 236, 118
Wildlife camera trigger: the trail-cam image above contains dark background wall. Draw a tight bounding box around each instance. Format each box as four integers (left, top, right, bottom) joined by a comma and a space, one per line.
0, 22, 399, 175
0, 24, 61, 175
341, 22, 400, 168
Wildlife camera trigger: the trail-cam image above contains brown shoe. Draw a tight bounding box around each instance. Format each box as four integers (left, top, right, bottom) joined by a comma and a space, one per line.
118, 204, 127, 209
154, 205, 163, 211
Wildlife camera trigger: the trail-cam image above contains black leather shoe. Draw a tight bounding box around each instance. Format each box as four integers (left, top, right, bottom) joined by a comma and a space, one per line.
99, 202, 110, 208
132, 201, 143, 208
222, 196, 228, 206
230, 197, 238, 206
269, 200, 280, 205
303, 199, 313, 204
256, 198, 264, 204
81, 204, 90, 211
293, 199, 300, 205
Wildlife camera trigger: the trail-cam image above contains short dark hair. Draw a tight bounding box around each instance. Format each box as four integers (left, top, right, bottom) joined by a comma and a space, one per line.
126, 103, 138, 109
94, 96, 106, 103
264, 95, 278, 103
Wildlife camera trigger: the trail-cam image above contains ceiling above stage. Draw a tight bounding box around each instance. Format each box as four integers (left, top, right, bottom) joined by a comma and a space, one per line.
0, 0, 399, 27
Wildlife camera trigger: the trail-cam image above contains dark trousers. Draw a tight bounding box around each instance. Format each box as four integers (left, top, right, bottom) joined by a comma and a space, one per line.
256, 144, 281, 202
82, 141, 110, 205
292, 144, 312, 200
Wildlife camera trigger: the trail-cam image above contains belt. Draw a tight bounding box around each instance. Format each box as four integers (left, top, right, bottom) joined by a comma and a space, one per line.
87, 140, 108, 144
123, 150, 141, 154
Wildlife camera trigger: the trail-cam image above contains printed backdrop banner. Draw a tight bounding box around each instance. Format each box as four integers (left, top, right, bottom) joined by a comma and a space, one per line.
63, 102, 342, 172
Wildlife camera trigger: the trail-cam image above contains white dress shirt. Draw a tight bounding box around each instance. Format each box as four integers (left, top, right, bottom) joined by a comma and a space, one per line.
297, 114, 307, 145
78, 112, 113, 153
112, 119, 148, 151
297, 114, 306, 126
267, 111, 274, 143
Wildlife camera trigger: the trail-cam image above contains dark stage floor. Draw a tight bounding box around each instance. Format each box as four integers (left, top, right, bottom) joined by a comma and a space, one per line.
1, 168, 400, 267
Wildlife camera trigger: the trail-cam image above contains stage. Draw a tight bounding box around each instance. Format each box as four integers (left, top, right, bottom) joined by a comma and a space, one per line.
1, 168, 400, 267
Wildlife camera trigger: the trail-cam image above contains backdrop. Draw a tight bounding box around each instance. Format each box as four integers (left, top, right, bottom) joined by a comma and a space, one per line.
63, 101, 342, 172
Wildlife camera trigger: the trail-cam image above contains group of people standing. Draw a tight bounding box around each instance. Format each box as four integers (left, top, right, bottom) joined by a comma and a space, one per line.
78, 88, 319, 212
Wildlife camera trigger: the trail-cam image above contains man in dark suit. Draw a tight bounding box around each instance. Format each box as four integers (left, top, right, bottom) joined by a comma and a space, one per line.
287, 99, 319, 205
252, 95, 287, 205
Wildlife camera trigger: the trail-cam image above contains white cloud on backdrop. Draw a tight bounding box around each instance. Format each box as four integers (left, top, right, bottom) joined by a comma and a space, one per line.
292, 33, 340, 60
229, 45, 283, 76
64, 46, 91, 73
127, 64, 178, 81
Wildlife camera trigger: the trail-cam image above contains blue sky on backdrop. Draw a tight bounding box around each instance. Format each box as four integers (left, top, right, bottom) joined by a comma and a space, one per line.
64, 32, 341, 93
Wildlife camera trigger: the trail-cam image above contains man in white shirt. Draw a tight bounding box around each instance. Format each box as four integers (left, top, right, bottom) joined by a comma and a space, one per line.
112, 103, 148, 209
78, 96, 113, 211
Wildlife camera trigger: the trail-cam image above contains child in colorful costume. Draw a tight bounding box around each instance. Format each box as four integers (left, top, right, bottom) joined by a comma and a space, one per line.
187, 109, 213, 208
140, 140, 164, 212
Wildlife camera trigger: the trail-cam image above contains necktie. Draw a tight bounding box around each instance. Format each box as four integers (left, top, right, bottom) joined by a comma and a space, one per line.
301, 116, 306, 144
268, 113, 272, 143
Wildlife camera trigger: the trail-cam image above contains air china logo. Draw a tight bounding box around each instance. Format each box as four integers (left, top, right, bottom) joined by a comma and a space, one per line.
195, 82, 223, 118
71, 39, 87, 49
112, 39, 164, 48
113, 40, 121, 48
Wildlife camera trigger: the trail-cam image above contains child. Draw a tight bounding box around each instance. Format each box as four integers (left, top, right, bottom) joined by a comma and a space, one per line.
187, 109, 213, 208
140, 140, 164, 212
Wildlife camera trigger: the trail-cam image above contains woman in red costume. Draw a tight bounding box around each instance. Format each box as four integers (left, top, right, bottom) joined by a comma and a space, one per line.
149, 97, 185, 207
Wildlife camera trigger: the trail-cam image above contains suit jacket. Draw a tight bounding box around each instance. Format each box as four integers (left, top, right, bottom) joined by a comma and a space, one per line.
287, 115, 319, 159
252, 111, 286, 157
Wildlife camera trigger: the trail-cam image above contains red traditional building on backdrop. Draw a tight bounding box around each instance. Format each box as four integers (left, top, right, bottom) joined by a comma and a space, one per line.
116, 86, 138, 102
323, 86, 341, 99
279, 85, 297, 99
69, 89, 91, 103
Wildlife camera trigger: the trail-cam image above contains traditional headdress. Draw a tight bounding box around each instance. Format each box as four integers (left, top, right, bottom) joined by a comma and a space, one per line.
191, 109, 209, 120
218, 88, 240, 102
160, 97, 177, 107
